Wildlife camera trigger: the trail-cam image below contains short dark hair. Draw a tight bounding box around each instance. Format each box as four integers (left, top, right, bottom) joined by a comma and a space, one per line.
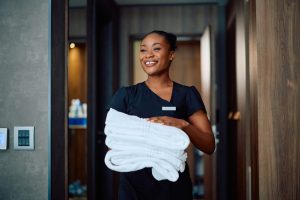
142, 30, 177, 51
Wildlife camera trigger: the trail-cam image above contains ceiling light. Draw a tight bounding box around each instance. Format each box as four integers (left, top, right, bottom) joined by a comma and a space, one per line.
69, 43, 76, 49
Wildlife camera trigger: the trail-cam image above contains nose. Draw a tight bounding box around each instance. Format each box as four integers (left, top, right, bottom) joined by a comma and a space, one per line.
145, 51, 154, 58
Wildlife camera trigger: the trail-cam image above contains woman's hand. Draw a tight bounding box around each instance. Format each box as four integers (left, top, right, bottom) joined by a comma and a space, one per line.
146, 116, 189, 129
147, 111, 215, 154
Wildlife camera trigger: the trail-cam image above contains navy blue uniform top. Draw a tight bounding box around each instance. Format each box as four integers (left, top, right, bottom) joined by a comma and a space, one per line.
108, 81, 206, 200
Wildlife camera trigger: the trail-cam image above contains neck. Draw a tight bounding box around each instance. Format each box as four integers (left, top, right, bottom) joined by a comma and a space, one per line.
145, 74, 172, 88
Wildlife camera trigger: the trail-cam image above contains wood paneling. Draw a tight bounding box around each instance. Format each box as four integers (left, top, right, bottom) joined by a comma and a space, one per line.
170, 41, 201, 90
255, 0, 300, 199
248, 0, 259, 199
226, 0, 249, 199
226, 0, 300, 199
68, 129, 87, 185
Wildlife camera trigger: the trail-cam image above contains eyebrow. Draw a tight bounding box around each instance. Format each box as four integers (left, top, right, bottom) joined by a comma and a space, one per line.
152, 42, 161, 46
140, 42, 161, 47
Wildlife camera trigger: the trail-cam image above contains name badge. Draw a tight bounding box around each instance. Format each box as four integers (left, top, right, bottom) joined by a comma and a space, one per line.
162, 106, 176, 111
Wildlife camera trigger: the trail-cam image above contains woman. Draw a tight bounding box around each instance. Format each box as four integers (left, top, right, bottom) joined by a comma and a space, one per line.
108, 30, 215, 200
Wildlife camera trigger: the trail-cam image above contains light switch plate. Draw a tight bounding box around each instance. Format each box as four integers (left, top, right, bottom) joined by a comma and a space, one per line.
14, 126, 34, 150
0, 128, 8, 150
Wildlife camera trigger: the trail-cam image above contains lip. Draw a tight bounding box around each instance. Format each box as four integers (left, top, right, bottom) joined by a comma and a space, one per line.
144, 60, 158, 67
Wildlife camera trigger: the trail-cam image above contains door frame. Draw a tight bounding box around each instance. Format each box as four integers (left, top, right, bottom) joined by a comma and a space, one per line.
50, 0, 68, 199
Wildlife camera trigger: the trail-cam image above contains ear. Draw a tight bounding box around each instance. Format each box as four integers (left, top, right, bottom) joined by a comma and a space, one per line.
169, 51, 175, 61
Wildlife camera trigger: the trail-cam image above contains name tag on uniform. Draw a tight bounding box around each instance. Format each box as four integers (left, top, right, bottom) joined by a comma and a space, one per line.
162, 106, 176, 111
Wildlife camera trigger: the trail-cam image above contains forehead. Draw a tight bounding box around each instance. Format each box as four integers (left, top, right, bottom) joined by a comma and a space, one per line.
141, 33, 167, 45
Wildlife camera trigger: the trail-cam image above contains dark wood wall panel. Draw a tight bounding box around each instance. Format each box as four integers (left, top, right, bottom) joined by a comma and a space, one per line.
68, 129, 87, 185
256, 0, 300, 199
249, 0, 259, 199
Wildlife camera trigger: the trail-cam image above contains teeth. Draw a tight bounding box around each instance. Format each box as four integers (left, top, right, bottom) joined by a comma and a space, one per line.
146, 61, 156, 65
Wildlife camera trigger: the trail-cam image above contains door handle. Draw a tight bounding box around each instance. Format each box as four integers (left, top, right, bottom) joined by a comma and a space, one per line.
228, 111, 241, 120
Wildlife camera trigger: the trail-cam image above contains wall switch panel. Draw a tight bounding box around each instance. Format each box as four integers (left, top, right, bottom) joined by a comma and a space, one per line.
0, 128, 8, 150
14, 126, 34, 150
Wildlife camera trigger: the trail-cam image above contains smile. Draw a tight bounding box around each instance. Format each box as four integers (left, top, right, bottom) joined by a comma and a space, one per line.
145, 61, 157, 65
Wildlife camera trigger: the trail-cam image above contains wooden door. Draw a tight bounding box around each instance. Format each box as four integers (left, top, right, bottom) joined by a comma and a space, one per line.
226, 17, 238, 200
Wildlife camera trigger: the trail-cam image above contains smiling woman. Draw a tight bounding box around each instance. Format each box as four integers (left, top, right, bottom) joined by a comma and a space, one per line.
139, 31, 176, 78
105, 30, 215, 200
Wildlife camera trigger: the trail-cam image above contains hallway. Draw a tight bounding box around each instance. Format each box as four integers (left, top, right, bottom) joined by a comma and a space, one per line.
0, 0, 299, 200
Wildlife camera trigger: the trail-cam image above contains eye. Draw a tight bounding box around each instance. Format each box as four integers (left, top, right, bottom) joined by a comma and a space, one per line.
140, 49, 147, 53
153, 48, 161, 51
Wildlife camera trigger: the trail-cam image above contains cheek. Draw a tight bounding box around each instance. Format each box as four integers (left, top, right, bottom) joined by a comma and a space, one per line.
162, 54, 171, 63
139, 55, 144, 62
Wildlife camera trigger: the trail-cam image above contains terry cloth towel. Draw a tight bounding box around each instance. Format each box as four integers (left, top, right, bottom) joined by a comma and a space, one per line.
104, 108, 190, 150
104, 108, 190, 182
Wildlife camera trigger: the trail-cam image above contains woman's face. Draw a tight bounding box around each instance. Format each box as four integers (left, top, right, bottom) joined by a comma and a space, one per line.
139, 33, 175, 76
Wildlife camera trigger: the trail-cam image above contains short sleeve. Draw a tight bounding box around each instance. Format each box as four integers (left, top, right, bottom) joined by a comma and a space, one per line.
107, 87, 128, 113
186, 86, 207, 116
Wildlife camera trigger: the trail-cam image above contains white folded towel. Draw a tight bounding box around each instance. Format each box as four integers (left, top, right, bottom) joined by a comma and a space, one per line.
104, 108, 190, 182
105, 109, 190, 150
105, 149, 185, 182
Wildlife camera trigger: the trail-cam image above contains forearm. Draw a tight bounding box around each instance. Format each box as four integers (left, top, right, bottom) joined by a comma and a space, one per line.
183, 123, 215, 154
147, 114, 215, 154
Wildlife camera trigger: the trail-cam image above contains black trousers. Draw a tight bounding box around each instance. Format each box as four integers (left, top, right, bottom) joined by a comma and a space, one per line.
118, 167, 193, 200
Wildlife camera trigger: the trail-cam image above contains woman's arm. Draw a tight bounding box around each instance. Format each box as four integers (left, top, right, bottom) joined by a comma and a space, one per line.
147, 110, 215, 154
183, 110, 215, 154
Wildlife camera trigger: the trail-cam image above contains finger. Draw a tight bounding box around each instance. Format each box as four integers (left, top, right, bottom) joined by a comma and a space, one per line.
148, 118, 159, 123
153, 119, 166, 125
150, 117, 163, 123
147, 117, 158, 121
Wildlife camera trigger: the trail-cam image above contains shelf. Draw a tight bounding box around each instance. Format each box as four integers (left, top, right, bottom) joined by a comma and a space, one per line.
69, 125, 87, 129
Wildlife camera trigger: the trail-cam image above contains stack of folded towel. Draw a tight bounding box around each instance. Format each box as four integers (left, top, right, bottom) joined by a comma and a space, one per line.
104, 108, 190, 182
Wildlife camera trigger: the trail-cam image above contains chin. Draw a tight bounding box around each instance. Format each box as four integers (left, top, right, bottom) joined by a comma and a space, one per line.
142, 67, 156, 75
144, 71, 156, 76
147, 71, 165, 77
